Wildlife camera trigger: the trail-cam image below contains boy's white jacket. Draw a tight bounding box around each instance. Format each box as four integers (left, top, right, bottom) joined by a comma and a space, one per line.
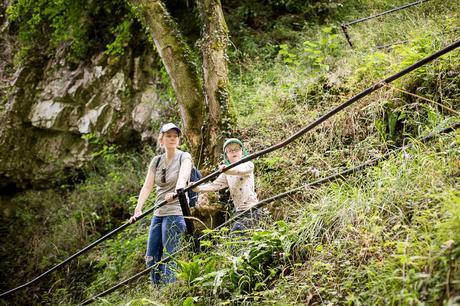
193, 161, 258, 211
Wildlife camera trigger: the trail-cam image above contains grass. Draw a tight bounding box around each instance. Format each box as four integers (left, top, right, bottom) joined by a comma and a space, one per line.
86, 130, 459, 305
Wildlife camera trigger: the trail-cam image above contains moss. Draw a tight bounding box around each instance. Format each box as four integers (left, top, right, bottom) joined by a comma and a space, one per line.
198, 0, 229, 52
134, 0, 202, 105
216, 80, 236, 138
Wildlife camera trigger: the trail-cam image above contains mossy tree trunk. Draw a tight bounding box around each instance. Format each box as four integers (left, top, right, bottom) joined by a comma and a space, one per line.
130, 0, 235, 164
130, 0, 204, 157
198, 0, 236, 163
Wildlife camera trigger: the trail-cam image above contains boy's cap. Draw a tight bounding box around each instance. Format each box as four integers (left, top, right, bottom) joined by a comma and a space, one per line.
160, 123, 181, 134
223, 138, 244, 151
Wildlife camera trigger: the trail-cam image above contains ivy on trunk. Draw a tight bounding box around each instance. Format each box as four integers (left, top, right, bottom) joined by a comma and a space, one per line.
130, 0, 236, 164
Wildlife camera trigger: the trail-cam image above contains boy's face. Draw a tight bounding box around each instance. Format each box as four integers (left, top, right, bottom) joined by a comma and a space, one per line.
225, 143, 243, 164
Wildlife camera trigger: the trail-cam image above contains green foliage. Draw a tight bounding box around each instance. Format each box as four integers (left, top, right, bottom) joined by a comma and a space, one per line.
278, 44, 299, 66
83, 226, 148, 296
375, 101, 406, 143
172, 220, 297, 303
105, 18, 133, 57
266, 0, 342, 17
0, 146, 154, 304
277, 26, 342, 71
176, 254, 220, 287
83, 133, 119, 161
6, 0, 136, 64
268, 135, 458, 304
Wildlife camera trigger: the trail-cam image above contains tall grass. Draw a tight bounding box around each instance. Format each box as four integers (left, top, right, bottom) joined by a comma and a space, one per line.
93, 132, 459, 305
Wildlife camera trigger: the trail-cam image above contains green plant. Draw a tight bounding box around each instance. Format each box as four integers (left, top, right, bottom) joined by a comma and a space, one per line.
6, 0, 136, 64
277, 26, 342, 71
278, 44, 300, 66
105, 18, 133, 58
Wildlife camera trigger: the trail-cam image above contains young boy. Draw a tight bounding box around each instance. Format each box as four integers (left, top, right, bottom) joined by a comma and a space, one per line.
192, 138, 260, 231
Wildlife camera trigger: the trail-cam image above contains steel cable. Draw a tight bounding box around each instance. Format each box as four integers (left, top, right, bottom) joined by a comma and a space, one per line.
341, 0, 431, 47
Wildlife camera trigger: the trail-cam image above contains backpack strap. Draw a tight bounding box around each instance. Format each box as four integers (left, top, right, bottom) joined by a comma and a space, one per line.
177, 188, 200, 252
179, 151, 183, 166
154, 154, 163, 177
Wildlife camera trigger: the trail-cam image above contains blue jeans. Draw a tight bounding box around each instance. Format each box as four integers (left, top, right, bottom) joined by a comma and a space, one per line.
146, 215, 186, 284
231, 208, 261, 232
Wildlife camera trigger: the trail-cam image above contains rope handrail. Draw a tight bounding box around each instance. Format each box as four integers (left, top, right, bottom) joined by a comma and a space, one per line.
342, 0, 430, 27
1, 38, 459, 299
79, 122, 459, 305
340, 0, 431, 47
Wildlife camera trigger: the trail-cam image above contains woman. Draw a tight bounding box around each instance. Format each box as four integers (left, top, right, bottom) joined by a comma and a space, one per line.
130, 122, 192, 284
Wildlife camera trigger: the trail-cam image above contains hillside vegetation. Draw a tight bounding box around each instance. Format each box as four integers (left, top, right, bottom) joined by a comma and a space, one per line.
1, 0, 459, 305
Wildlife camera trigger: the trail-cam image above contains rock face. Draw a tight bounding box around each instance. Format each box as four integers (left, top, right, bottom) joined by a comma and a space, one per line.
0, 47, 167, 189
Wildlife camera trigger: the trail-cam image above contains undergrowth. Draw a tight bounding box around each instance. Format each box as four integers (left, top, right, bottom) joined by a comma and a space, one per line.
0, 143, 154, 305
88, 130, 459, 305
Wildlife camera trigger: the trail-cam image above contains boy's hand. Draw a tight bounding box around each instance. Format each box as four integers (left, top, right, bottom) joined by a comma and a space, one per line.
218, 164, 226, 172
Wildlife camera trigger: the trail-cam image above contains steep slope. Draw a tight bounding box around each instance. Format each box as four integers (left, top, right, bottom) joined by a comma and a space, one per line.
0, 0, 458, 305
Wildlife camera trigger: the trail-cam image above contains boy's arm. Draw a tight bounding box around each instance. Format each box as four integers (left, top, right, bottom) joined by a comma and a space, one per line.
223, 161, 254, 176
193, 173, 228, 192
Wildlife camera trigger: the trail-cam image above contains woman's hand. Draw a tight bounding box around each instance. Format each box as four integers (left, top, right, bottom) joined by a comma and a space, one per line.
129, 208, 142, 223
165, 192, 176, 203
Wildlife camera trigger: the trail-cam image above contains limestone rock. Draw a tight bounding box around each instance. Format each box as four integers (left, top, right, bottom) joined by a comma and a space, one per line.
0, 49, 167, 189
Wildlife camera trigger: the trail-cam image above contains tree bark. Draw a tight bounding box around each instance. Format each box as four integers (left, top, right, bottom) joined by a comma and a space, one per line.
130, 0, 235, 164
130, 0, 204, 157
198, 0, 236, 163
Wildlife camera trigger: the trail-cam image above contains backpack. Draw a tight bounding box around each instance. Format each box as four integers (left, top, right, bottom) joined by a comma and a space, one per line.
155, 152, 202, 207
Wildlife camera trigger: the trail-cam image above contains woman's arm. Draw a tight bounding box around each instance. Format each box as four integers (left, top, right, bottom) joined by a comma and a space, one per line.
176, 157, 192, 190
130, 167, 155, 222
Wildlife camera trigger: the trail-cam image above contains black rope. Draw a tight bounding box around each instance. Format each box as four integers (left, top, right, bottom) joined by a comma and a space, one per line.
373, 40, 410, 51
1, 38, 459, 299
343, 0, 430, 27
79, 122, 459, 305
169, 38, 460, 211
341, 0, 431, 48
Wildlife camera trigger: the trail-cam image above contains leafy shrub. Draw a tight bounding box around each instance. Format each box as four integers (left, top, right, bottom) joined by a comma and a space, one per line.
6, 0, 137, 64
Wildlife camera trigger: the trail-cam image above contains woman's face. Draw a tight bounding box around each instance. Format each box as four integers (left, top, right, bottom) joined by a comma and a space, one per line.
162, 130, 180, 149
225, 143, 243, 164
